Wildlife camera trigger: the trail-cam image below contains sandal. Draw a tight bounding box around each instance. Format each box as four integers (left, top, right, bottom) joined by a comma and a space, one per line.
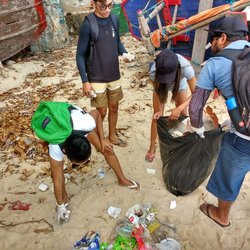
127, 180, 141, 191
199, 203, 230, 227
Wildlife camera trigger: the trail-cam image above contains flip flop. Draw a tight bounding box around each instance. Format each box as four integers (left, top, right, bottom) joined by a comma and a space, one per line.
199, 204, 230, 228
112, 138, 128, 147
127, 180, 141, 191
145, 152, 155, 162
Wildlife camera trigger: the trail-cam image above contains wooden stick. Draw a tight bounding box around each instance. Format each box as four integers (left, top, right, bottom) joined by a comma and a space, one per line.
167, 3, 249, 40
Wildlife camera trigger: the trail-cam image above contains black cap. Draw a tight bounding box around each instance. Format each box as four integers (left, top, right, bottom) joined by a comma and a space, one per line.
155, 49, 179, 84
209, 15, 249, 36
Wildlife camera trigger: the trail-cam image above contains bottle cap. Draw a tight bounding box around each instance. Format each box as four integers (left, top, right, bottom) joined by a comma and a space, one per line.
226, 97, 237, 110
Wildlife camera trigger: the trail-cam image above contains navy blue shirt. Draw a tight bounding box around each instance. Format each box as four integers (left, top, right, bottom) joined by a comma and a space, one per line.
76, 14, 127, 83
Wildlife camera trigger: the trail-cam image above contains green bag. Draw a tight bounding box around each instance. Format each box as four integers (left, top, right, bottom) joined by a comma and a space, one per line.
31, 101, 73, 144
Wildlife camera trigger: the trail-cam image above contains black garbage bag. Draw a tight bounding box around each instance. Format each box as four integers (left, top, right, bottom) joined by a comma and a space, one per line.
157, 116, 224, 196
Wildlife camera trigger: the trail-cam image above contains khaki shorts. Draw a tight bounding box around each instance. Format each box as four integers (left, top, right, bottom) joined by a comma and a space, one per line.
90, 79, 124, 108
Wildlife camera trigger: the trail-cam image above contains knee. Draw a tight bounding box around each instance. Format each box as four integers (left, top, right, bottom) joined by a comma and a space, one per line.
109, 104, 118, 114
102, 148, 114, 158
99, 110, 107, 119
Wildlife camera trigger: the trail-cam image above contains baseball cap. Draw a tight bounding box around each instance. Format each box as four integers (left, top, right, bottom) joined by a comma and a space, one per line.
209, 15, 249, 36
155, 49, 179, 84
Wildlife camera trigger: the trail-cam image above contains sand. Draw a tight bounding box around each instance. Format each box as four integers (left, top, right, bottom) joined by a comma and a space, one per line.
0, 35, 250, 250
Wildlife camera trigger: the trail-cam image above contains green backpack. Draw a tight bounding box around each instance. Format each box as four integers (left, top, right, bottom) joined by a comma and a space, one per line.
31, 102, 74, 144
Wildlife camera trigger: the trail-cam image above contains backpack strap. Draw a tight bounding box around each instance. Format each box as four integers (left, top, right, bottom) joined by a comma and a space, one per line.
237, 45, 250, 60
213, 48, 244, 100
86, 13, 99, 44
86, 13, 119, 44
214, 48, 243, 61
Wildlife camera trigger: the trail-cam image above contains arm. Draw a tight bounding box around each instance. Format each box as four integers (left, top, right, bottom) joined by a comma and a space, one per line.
49, 157, 66, 205
153, 91, 165, 119
189, 86, 212, 128
173, 76, 197, 114
76, 21, 91, 83
117, 19, 127, 55
48, 145, 71, 222
76, 20, 93, 96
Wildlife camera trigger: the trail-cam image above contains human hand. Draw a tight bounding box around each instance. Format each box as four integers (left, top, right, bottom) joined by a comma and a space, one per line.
101, 138, 113, 153
57, 203, 71, 223
153, 111, 163, 120
122, 53, 135, 62
82, 82, 95, 98
190, 125, 205, 138
168, 107, 181, 120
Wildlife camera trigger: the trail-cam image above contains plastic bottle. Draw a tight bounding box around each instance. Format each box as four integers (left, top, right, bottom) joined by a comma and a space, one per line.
131, 227, 146, 250
128, 212, 140, 228
225, 97, 245, 132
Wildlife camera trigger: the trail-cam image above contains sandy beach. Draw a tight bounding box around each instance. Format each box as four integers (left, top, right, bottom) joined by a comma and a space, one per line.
1, 35, 250, 250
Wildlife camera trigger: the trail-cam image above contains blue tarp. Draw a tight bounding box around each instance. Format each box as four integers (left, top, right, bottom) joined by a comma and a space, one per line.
123, 0, 236, 57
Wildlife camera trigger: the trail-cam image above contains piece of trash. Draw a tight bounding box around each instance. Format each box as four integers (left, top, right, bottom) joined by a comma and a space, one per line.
107, 206, 121, 219
90, 90, 97, 98
116, 220, 134, 238
125, 204, 146, 218
38, 183, 49, 192
73, 231, 100, 250
170, 200, 176, 210
98, 168, 105, 179
146, 168, 156, 175
64, 173, 71, 179
8, 200, 31, 211
156, 238, 181, 250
